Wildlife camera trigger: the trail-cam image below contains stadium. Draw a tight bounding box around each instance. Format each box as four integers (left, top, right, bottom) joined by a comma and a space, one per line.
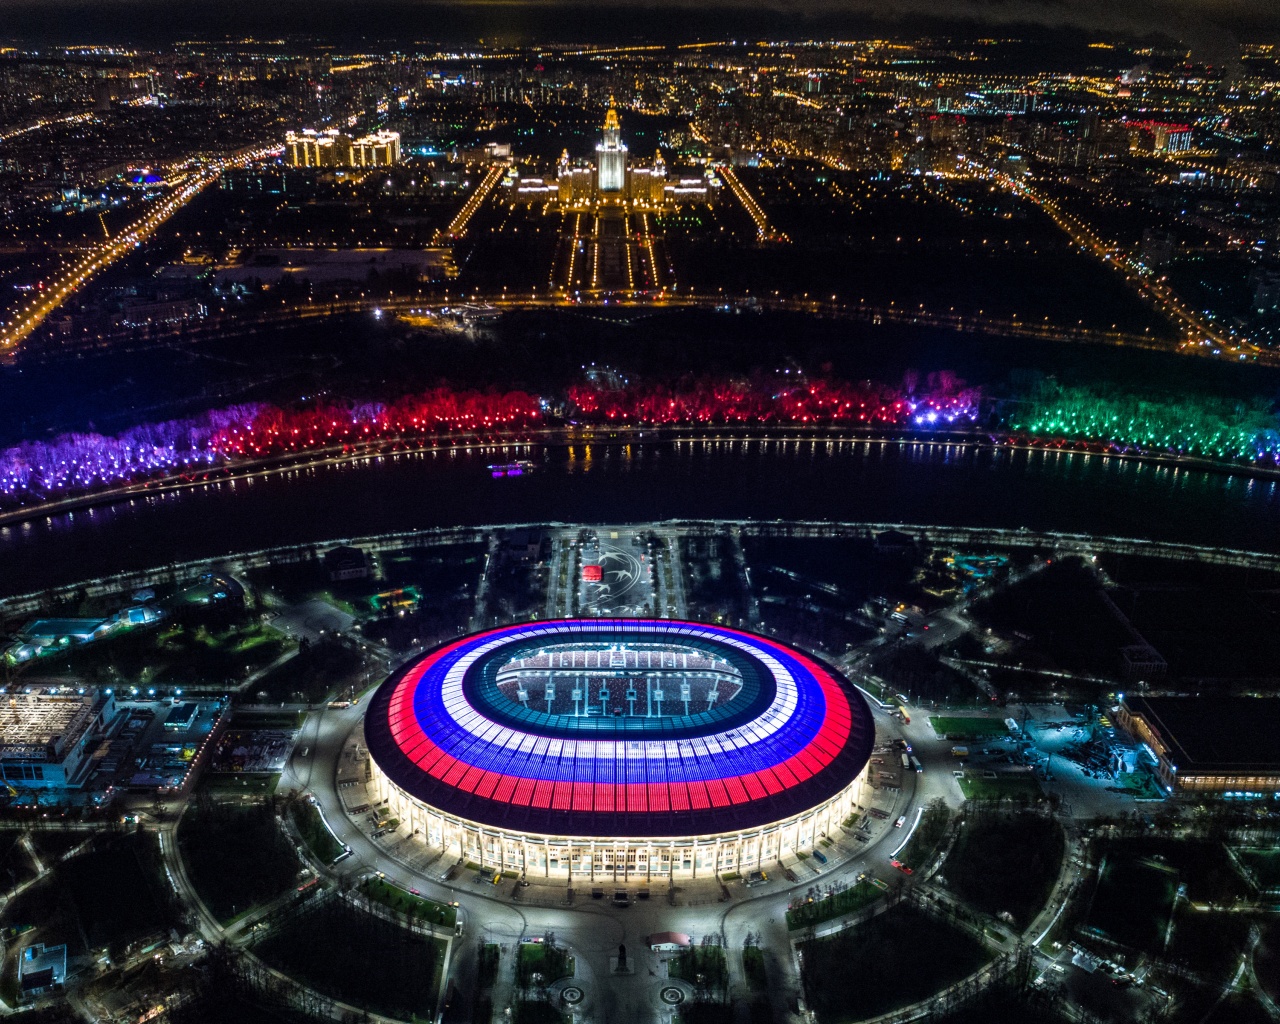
363, 620, 876, 880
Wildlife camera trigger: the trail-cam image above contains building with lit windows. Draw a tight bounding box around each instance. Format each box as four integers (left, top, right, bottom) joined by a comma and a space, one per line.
364, 620, 875, 880
351, 130, 402, 167
1117, 696, 1280, 796
0, 689, 117, 790
1128, 121, 1192, 155
596, 105, 628, 192
285, 128, 402, 168
507, 102, 707, 211
285, 129, 349, 167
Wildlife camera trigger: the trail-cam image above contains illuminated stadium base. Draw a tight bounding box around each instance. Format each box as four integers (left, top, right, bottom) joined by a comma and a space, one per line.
364, 620, 875, 880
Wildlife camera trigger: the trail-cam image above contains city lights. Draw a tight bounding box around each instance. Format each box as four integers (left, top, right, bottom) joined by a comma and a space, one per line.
0, 377, 987, 506
1, 24, 1279, 1024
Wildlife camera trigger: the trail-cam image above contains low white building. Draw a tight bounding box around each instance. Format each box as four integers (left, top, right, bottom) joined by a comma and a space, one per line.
648, 932, 691, 953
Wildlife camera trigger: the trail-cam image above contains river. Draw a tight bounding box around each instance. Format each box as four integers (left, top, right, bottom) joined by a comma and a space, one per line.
1, 436, 1278, 597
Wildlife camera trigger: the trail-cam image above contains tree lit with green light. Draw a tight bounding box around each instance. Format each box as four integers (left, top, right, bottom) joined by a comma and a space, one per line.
1012, 382, 1280, 462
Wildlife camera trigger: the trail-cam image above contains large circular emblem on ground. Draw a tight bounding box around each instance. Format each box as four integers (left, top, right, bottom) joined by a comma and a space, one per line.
363, 620, 875, 876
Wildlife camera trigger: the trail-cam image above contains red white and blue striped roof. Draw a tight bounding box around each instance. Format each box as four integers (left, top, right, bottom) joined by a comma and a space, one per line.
364, 620, 874, 837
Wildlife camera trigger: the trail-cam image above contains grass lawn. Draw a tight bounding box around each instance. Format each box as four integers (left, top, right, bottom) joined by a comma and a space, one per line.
0, 830, 39, 889
897, 798, 952, 870
168, 983, 327, 1024
513, 1002, 566, 1024
256, 899, 444, 1020
478, 943, 501, 989
1102, 839, 1249, 906
944, 811, 1064, 930
742, 946, 767, 992
232, 710, 305, 730
362, 876, 457, 928
930, 716, 1010, 739
1, 832, 179, 961
670, 945, 729, 992
1234, 848, 1280, 893
199, 772, 281, 796
29, 617, 291, 689
1082, 850, 1178, 953
178, 799, 302, 923
800, 905, 991, 1022
675, 1005, 736, 1024
786, 881, 883, 930
191, 622, 287, 659
1166, 907, 1256, 982
289, 799, 345, 864
922, 986, 1074, 1024
26, 830, 91, 866
253, 637, 366, 704
517, 940, 575, 987
958, 774, 1043, 802
56, 832, 178, 952
1116, 770, 1165, 800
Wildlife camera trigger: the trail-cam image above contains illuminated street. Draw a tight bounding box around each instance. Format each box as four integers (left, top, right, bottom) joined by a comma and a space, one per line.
2, 13, 1280, 1024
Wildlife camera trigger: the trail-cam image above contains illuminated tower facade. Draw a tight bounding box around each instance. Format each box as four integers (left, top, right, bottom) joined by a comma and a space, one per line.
649, 148, 667, 204
595, 102, 628, 193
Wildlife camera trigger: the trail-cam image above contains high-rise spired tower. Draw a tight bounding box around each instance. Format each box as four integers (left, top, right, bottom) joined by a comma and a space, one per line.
596, 100, 628, 193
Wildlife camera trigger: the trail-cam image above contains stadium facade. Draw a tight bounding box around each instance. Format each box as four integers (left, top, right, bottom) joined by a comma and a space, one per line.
364, 620, 875, 880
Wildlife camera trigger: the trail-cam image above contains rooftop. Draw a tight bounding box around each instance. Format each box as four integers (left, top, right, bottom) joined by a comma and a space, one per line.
0, 690, 103, 759
368, 620, 875, 837
1124, 696, 1280, 773
19, 943, 67, 993
19, 617, 108, 640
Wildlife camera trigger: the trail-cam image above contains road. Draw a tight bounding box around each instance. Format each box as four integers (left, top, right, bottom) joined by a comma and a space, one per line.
10, 517, 1182, 1021
972, 161, 1265, 363
0, 143, 280, 356
20, 286, 1251, 368
288, 690, 948, 1023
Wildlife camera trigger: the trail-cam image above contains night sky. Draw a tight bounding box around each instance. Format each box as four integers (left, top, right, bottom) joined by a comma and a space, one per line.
0, 0, 1277, 53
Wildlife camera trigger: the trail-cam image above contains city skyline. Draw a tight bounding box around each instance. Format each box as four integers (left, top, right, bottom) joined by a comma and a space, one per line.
1, 13, 1279, 1024
0, 0, 1278, 54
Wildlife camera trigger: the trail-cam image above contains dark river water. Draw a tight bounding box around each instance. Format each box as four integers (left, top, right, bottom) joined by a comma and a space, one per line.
2, 437, 1279, 597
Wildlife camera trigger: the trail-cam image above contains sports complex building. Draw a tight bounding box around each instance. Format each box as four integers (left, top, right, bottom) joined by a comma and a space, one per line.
364, 620, 876, 880
1117, 696, 1280, 797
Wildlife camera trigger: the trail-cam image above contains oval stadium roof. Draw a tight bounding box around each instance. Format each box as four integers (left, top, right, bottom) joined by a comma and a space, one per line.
364, 619, 875, 838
